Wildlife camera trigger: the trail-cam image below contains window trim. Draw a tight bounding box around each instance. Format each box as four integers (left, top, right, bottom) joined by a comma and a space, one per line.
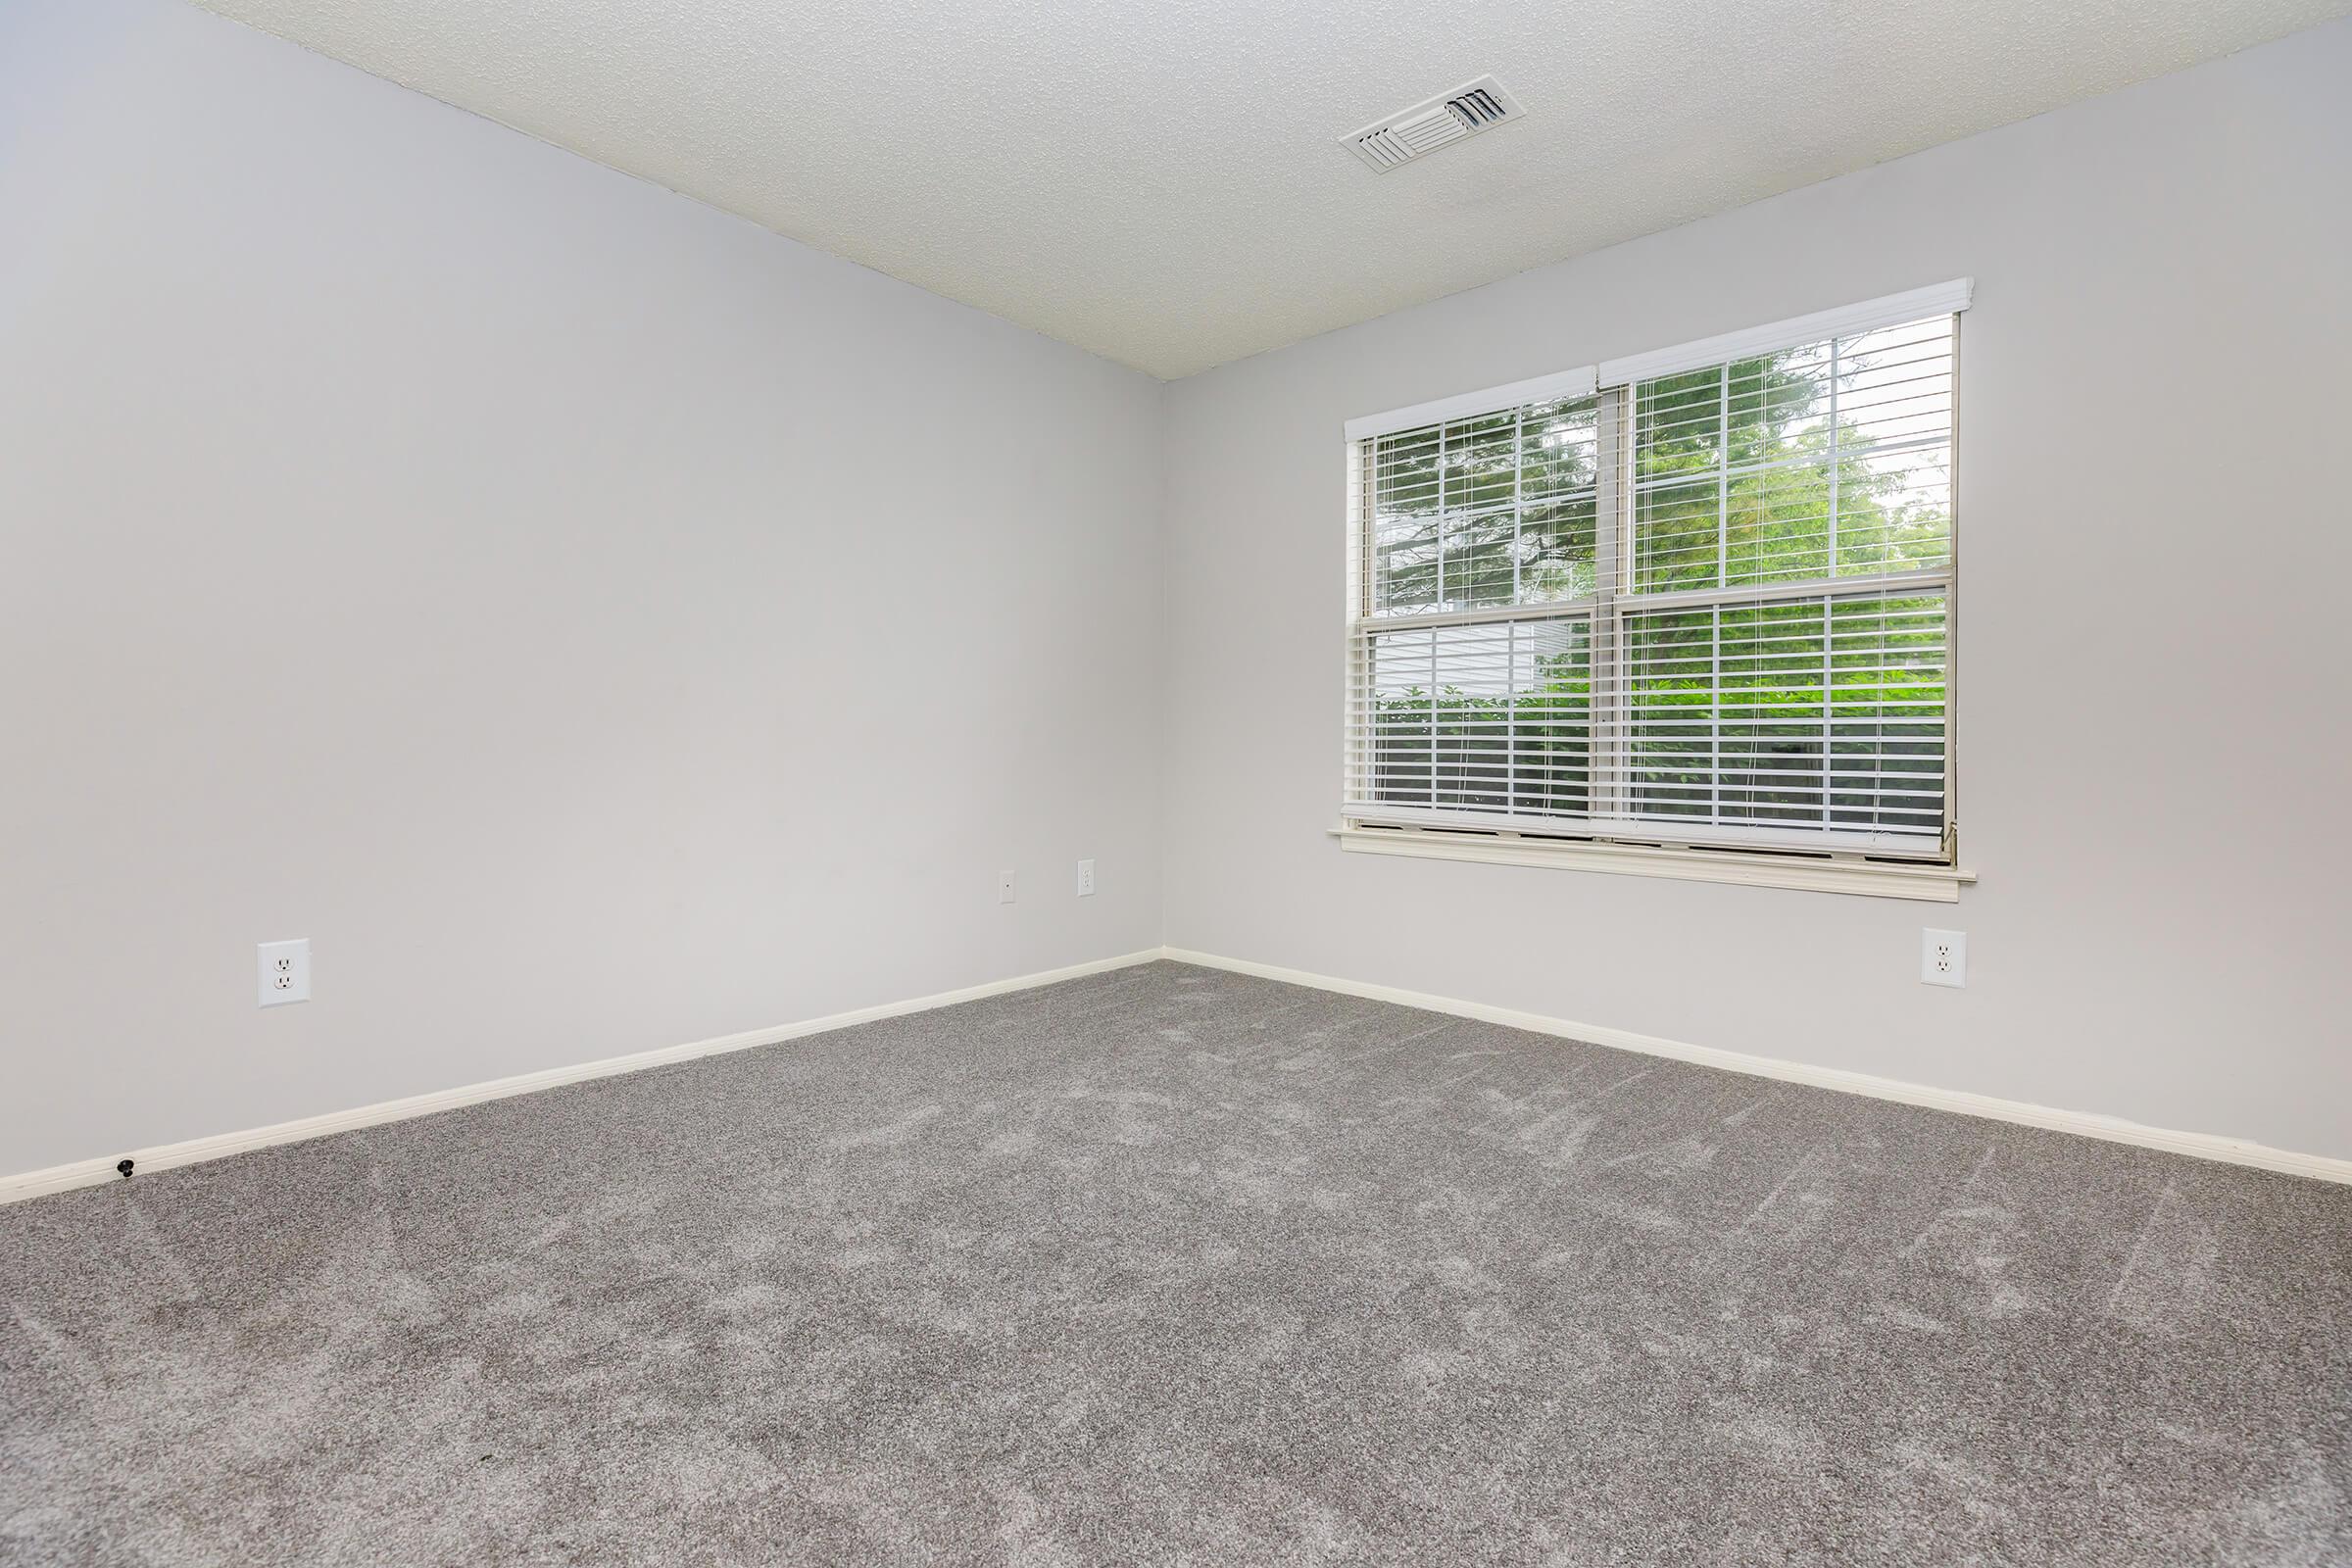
1339, 281, 1974, 899
1329, 821, 1973, 902
1593, 278, 1975, 385
1344, 365, 1600, 444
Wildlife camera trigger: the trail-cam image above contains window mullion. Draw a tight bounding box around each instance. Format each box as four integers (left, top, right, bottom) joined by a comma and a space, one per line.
1592, 385, 1631, 821
1505, 619, 1520, 818
1346, 301, 1956, 864
1821, 595, 1836, 832
1827, 335, 1842, 578
1511, 407, 1525, 607
1436, 420, 1449, 610
1716, 365, 1730, 591
1709, 605, 1723, 827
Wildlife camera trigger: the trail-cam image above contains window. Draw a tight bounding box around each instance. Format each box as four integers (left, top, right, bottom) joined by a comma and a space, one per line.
1341, 283, 1970, 899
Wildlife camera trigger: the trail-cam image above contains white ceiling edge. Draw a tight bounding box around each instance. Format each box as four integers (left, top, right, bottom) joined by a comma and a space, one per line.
182, 0, 2352, 379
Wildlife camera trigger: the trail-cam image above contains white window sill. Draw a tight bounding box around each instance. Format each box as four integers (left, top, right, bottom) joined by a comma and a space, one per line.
1331, 823, 1974, 903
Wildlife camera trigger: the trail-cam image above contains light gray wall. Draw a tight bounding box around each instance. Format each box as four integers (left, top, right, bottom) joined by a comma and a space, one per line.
8, 1, 2347, 1183
1162, 22, 2352, 1160
1, 0, 1164, 1174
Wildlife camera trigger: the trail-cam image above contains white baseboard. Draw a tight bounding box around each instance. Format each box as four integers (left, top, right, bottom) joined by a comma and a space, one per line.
0, 949, 1162, 1206
1161, 948, 2352, 1187
14, 943, 2343, 1204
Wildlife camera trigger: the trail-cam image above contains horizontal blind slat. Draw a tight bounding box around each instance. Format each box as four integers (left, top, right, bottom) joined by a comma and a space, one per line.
1348, 306, 1958, 857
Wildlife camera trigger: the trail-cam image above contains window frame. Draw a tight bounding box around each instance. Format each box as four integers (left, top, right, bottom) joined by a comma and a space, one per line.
1337, 282, 1974, 902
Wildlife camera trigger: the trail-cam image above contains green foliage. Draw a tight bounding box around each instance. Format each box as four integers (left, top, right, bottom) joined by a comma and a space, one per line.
1630, 348, 1949, 593
1371, 397, 1598, 612
1372, 647, 1592, 815
1367, 338, 1951, 832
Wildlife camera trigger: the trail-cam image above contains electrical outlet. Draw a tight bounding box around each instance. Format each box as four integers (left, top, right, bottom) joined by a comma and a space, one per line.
998, 870, 1016, 906
258, 938, 311, 1006
1077, 858, 1096, 897
1922, 928, 1966, 989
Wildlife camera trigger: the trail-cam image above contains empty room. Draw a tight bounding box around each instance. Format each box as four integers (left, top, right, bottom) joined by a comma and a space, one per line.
4, 0, 2349, 1561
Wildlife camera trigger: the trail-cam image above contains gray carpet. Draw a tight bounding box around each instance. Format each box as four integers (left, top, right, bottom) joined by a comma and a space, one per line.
4, 961, 2349, 1566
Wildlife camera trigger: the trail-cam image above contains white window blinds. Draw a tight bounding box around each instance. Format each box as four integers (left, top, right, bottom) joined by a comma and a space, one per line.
1345, 286, 1963, 859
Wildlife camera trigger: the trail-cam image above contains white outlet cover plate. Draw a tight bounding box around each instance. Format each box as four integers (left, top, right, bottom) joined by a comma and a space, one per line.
259, 938, 311, 1006
1922, 928, 1967, 988
1077, 858, 1096, 897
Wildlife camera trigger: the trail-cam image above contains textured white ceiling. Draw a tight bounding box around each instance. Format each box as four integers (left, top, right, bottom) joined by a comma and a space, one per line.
190, 0, 2349, 378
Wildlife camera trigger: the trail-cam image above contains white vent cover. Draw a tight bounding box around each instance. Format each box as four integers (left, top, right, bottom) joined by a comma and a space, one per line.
1343, 76, 1526, 172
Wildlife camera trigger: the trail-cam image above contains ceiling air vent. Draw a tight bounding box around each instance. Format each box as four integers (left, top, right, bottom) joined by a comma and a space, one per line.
1343, 75, 1526, 172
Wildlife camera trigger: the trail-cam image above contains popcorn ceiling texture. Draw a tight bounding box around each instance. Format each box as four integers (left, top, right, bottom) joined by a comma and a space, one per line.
184, 0, 2351, 377
5, 963, 2350, 1564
